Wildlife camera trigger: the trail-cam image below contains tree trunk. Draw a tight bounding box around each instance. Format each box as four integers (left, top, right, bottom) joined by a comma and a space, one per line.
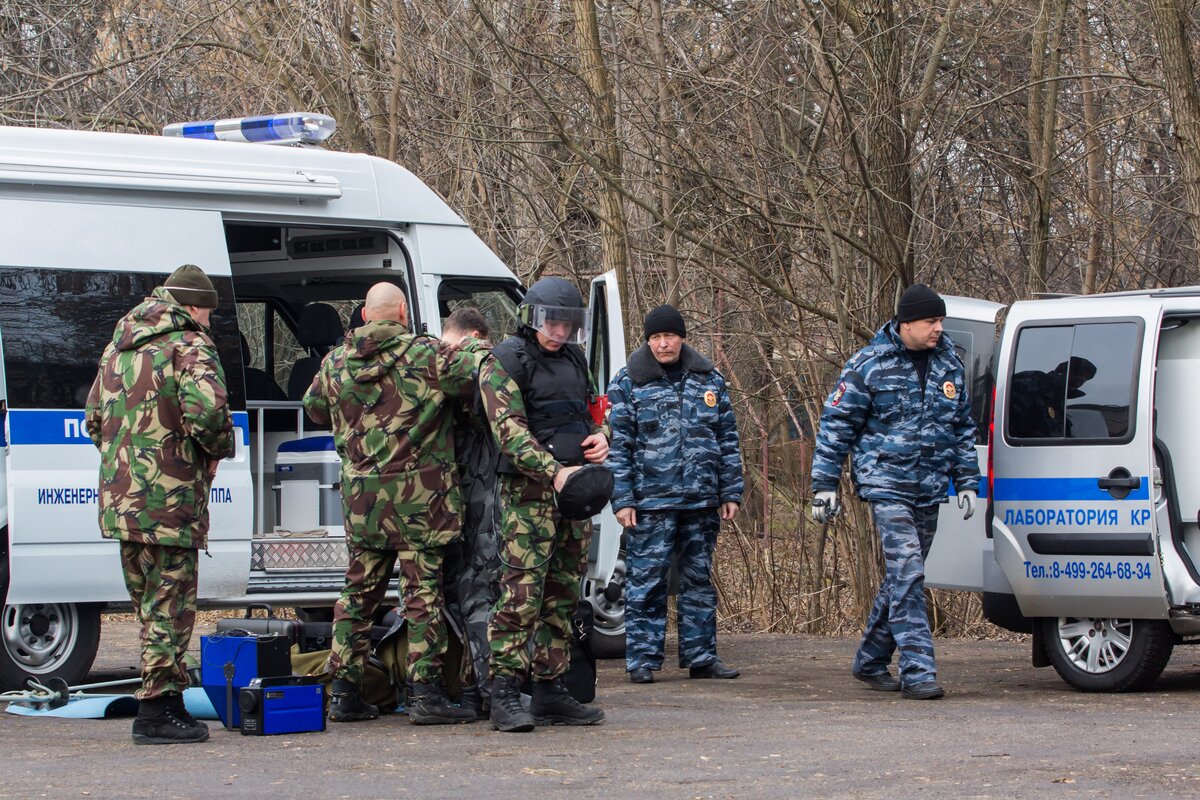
1149, 0, 1200, 246
1025, 0, 1069, 298
567, 0, 632, 328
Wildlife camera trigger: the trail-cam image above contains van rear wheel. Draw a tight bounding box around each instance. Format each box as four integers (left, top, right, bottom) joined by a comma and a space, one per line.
0, 602, 102, 691
1041, 616, 1173, 692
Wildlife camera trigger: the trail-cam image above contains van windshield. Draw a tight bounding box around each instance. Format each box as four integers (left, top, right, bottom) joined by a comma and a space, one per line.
436, 279, 522, 341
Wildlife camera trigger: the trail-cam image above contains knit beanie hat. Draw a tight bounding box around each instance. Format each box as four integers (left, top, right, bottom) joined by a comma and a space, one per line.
163, 264, 219, 309
643, 304, 687, 340
896, 284, 945, 323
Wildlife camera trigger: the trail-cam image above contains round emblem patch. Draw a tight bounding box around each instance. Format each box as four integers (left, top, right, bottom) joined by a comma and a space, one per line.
942, 381, 957, 400
704, 390, 717, 408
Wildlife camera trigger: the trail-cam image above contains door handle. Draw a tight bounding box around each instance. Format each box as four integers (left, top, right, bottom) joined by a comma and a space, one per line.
1097, 477, 1140, 490
1098, 467, 1139, 499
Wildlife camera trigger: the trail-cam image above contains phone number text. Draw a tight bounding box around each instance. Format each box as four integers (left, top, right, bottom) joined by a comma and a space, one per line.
1024, 560, 1153, 581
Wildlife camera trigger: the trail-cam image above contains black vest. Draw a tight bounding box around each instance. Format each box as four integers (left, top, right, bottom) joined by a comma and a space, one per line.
491, 333, 592, 472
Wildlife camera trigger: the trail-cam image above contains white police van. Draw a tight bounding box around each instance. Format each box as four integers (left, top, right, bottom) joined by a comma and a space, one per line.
927, 287, 1200, 692
0, 114, 623, 689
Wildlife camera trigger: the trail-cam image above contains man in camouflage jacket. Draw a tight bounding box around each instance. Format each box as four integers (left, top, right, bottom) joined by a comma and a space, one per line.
303, 282, 478, 725
479, 276, 608, 732
607, 304, 743, 685
810, 284, 979, 700
85, 264, 233, 745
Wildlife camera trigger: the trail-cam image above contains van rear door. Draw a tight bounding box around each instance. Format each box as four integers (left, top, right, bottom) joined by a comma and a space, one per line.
0, 199, 252, 604
991, 301, 1168, 619
585, 270, 626, 587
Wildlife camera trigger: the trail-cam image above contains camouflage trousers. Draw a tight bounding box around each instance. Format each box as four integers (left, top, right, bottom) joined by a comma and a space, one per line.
624, 509, 720, 672
329, 543, 448, 688
853, 501, 940, 688
488, 475, 590, 680
119, 542, 198, 700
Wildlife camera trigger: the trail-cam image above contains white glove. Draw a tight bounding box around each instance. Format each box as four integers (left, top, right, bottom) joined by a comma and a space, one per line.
958, 489, 976, 520
812, 491, 840, 524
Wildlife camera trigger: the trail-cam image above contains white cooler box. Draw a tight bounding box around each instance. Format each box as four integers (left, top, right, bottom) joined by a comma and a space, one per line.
272, 436, 345, 534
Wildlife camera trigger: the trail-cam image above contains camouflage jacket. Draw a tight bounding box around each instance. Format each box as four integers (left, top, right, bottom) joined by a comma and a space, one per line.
607, 343, 743, 512
84, 287, 234, 549
478, 337, 607, 487
303, 321, 477, 549
810, 321, 980, 506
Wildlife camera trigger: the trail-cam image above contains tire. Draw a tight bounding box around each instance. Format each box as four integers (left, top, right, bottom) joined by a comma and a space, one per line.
584, 554, 626, 660
0, 601, 102, 691
1041, 616, 1174, 692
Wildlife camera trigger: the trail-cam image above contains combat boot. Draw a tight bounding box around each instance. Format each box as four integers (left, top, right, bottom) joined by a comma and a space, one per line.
131, 694, 210, 745
408, 682, 476, 725
489, 675, 535, 733
165, 691, 209, 731
530, 677, 604, 726
328, 678, 380, 722
459, 683, 489, 721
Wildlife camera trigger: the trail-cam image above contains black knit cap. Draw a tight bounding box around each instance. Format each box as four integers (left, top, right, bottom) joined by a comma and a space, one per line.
163, 264, 219, 309
896, 284, 945, 323
643, 304, 687, 340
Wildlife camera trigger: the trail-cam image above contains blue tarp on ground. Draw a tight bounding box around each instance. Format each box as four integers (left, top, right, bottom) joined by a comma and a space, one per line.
5, 687, 218, 720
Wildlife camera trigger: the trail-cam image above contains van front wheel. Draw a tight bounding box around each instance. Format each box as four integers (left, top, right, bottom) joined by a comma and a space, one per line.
1041, 616, 1173, 692
0, 602, 102, 691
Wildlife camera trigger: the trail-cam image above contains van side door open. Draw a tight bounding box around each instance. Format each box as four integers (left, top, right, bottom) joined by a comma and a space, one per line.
991, 303, 1169, 620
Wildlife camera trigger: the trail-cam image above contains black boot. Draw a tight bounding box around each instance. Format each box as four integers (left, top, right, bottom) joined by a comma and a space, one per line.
460, 683, 489, 721
328, 678, 380, 723
530, 677, 604, 727
688, 660, 740, 679
408, 682, 476, 725
164, 691, 208, 731
489, 675, 535, 733
131, 694, 210, 745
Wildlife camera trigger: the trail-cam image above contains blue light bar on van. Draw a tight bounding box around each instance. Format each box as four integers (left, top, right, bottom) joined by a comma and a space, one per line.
162, 113, 337, 145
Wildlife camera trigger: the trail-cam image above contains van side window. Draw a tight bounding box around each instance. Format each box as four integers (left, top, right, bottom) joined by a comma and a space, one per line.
0, 267, 244, 410
943, 318, 996, 445
1008, 322, 1138, 442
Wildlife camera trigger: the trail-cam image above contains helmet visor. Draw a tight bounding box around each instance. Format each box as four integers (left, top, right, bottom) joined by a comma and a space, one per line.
522, 304, 591, 344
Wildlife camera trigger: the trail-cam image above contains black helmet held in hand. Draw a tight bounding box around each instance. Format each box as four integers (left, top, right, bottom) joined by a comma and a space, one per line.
554, 463, 614, 520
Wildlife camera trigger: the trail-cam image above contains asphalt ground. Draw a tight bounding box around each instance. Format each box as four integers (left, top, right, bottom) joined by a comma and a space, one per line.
3, 617, 1200, 799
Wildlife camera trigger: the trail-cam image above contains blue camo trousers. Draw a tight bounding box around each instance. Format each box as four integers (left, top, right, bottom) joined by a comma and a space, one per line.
625, 509, 720, 671
853, 501, 940, 687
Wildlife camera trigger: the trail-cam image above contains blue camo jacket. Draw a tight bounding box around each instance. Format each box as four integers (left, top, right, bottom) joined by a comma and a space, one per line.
607, 343, 744, 512
810, 321, 980, 506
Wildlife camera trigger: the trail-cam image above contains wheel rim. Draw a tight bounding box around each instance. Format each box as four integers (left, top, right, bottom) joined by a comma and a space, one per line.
1055, 616, 1133, 674
585, 556, 626, 636
1, 603, 81, 674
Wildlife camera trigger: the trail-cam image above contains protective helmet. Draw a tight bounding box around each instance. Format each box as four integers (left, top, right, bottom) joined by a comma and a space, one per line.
555, 464, 615, 520
518, 277, 590, 345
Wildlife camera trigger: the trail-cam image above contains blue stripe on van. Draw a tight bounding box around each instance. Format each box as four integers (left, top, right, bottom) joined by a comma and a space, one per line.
9, 409, 249, 446
992, 477, 1149, 502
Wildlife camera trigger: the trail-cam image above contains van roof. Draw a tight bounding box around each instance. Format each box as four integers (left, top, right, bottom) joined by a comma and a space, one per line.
0, 125, 466, 227
944, 294, 1005, 323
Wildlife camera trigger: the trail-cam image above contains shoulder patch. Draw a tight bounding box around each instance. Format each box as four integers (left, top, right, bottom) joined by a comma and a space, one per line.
704, 389, 717, 408
831, 382, 847, 406
942, 381, 957, 400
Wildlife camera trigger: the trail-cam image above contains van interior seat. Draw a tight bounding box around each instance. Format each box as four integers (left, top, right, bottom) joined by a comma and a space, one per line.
240, 334, 286, 402
287, 303, 345, 401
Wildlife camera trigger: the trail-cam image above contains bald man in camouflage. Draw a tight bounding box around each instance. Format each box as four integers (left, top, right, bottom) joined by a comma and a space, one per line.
85, 264, 234, 745
303, 282, 479, 725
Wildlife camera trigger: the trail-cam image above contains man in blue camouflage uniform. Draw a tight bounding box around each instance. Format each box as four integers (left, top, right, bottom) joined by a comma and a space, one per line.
608, 305, 743, 684
810, 285, 979, 700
